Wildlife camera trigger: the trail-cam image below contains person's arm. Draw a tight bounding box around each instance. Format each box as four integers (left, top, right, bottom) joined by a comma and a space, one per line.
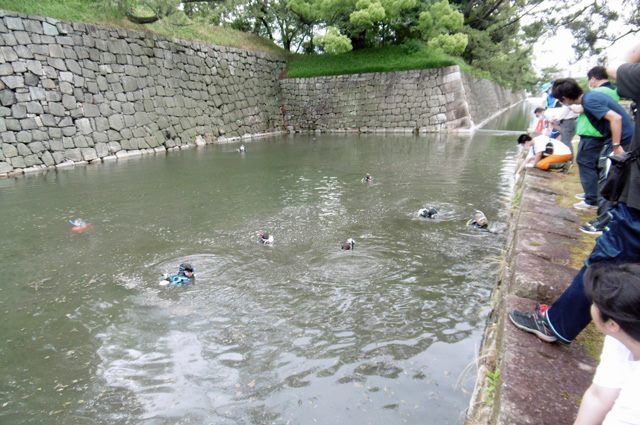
603, 110, 625, 155
533, 151, 543, 166
573, 383, 620, 425
608, 43, 640, 79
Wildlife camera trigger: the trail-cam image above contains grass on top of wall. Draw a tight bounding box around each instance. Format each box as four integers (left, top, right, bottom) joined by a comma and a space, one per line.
286, 43, 460, 78
0, 0, 287, 56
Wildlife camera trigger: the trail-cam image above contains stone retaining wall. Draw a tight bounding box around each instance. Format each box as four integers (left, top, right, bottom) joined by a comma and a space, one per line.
279, 67, 524, 133
0, 10, 286, 176
0, 9, 524, 178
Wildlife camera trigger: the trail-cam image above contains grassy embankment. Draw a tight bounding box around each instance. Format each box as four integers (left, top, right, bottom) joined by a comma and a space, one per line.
1, 0, 479, 79
286, 43, 463, 78
0, 0, 286, 56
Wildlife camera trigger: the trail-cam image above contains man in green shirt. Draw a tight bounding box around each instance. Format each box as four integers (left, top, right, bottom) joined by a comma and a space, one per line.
573, 66, 620, 234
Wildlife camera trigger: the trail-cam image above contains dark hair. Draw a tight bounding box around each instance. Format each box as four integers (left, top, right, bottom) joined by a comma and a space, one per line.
587, 66, 608, 81
517, 134, 532, 144
584, 263, 640, 341
551, 78, 583, 102
534, 107, 546, 114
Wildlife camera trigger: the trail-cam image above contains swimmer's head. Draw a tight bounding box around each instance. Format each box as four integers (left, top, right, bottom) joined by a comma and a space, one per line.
341, 238, 355, 250
179, 263, 194, 276
472, 210, 489, 228
419, 207, 438, 218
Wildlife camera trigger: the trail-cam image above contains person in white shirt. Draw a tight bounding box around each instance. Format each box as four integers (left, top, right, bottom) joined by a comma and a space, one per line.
515, 133, 573, 172
574, 263, 640, 425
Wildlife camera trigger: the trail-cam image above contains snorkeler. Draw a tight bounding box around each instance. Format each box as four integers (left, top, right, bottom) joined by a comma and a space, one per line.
69, 218, 91, 233
159, 263, 195, 286
467, 210, 489, 229
258, 230, 274, 245
341, 238, 356, 250
418, 207, 439, 219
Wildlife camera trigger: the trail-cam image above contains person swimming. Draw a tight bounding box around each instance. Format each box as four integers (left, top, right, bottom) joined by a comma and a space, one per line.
238, 144, 246, 153
418, 207, 439, 219
341, 238, 355, 250
467, 210, 489, 229
361, 173, 373, 183
159, 263, 195, 286
258, 230, 274, 245
69, 218, 91, 233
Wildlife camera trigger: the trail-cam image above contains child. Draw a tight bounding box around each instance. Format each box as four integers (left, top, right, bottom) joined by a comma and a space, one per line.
160, 263, 195, 286
573, 263, 640, 425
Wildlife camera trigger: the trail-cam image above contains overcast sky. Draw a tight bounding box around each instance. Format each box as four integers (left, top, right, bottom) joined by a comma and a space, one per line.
531, 0, 637, 78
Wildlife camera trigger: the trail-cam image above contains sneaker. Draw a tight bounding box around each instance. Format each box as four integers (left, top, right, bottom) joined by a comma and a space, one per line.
579, 222, 603, 236
508, 309, 557, 343
579, 212, 612, 235
574, 193, 585, 200
573, 200, 598, 210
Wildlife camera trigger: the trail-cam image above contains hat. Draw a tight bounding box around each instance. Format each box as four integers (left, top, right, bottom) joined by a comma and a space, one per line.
179, 263, 194, 273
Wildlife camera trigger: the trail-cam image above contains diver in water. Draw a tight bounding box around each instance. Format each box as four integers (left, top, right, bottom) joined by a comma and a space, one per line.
362, 173, 373, 183
238, 144, 246, 153
418, 207, 439, 219
69, 218, 91, 233
468, 210, 489, 230
341, 238, 356, 250
258, 230, 274, 245
160, 263, 195, 286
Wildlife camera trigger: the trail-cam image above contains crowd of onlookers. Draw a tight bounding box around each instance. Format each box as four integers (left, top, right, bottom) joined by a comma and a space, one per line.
511, 43, 640, 425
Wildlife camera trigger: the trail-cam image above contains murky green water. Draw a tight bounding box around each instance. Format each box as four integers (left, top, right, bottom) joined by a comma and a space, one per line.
0, 105, 529, 425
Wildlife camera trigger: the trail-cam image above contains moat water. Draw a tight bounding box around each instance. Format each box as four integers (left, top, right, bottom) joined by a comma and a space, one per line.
0, 104, 529, 425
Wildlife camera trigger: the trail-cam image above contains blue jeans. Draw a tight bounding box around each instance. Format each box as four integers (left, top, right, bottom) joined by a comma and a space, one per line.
545, 203, 640, 343
576, 136, 605, 205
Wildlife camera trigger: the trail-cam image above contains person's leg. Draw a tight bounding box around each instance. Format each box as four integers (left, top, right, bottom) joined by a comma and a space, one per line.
544, 267, 590, 343
559, 119, 577, 155
513, 203, 640, 343
536, 154, 573, 170
576, 137, 603, 206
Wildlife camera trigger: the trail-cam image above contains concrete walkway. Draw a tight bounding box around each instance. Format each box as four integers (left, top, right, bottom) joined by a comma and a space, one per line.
467, 168, 598, 424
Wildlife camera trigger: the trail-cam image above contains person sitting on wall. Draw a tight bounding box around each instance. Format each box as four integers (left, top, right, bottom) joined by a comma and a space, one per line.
515, 133, 573, 172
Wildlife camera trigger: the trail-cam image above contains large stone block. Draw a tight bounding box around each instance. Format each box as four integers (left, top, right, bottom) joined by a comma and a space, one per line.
1, 76, 24, 89
108, 114, 125, 131
0, 161, 13, 174
10, 156, 26, 169
2, 143, 18, 158
29, 141, 45, 153
43, 22, 59, 36
65, 148, 83, 162
41, 151, 55, 167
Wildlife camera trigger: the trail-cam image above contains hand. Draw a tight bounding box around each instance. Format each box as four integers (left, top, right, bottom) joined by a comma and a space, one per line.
613, 145, 625, 156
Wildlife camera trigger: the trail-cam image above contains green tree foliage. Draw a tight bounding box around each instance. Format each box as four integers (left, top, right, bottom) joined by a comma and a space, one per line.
176, 0, 554, 89
417, 0, 467, 55
316, 26, 353, 54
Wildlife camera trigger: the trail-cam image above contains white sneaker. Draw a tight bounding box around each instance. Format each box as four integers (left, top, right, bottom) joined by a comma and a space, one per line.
575, 193, 585, 200
574, 200, 597, 210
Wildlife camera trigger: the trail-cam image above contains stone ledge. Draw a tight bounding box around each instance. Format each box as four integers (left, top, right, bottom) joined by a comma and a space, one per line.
466, 165, 597, 425
498, 296, 595, 425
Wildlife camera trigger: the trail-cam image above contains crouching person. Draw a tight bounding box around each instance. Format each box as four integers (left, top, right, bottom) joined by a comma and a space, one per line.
573, 263, 640, 425
516, 133, 573, 172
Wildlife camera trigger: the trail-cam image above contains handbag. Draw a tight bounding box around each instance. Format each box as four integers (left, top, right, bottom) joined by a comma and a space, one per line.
601, 149, 639, 202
